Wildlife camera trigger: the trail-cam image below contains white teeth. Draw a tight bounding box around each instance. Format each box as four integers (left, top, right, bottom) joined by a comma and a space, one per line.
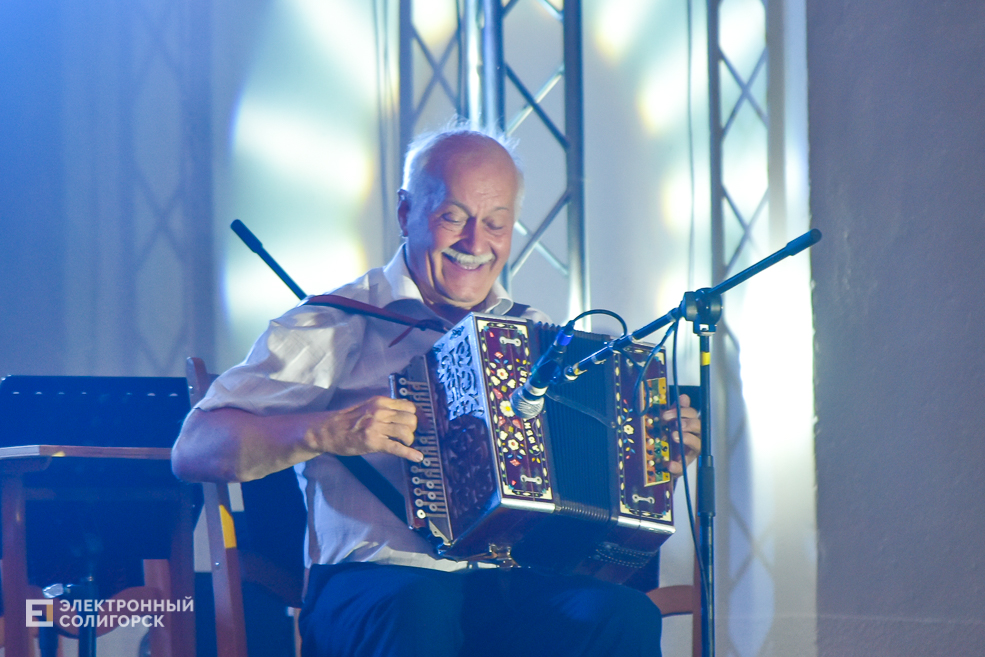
442, 250, 491, 270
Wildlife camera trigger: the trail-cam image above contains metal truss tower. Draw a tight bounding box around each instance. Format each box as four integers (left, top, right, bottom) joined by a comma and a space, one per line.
707, 0, 795, 655
397, 0, 588, 321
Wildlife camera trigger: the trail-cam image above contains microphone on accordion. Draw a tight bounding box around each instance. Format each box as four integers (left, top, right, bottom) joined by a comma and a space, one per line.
508, 320, 575, 420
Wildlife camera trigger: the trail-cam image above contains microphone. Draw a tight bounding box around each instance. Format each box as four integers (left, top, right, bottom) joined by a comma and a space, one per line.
231, 219, 264, 254
510, 322, 575, 420
230, 219, 307, 300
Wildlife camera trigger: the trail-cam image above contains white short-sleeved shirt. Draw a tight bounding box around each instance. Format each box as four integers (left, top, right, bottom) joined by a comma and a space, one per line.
198, 247, 548, 570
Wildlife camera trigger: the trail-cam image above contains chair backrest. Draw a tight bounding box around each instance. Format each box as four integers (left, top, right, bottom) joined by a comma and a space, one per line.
186, 357, 306, 657
186, 358, 247, 657
186, 357, 213, 407
643, 384, 703, 657
646, 559, 703, 657
185, 357, 307, 598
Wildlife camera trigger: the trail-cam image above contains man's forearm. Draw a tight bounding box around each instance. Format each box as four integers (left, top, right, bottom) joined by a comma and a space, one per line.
171, 406, 323, 483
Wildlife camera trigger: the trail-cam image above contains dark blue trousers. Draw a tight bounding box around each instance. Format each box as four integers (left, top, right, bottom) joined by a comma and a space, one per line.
298, 562, 662, 657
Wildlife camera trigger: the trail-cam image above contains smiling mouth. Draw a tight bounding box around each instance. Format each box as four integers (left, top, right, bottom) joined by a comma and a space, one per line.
442, 250, 493, 271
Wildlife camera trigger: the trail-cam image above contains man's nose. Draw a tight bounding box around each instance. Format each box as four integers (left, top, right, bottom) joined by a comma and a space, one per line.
455, 219, 489, 254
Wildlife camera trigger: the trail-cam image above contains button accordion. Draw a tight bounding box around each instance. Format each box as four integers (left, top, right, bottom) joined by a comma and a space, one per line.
390, 313, 677, 584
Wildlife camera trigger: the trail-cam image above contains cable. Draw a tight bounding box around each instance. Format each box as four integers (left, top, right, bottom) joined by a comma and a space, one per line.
671, 318, 710, 605
681, 0, 708, 604
534, 309, 629, 427
570, 308, 628, 337
629, 321, 677, 415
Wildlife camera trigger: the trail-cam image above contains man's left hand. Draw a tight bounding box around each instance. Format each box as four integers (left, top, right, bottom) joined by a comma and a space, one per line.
647, 393, 701, 477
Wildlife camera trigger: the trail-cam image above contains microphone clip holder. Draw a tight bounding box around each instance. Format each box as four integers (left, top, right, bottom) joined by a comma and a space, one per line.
681, 290, 723, 336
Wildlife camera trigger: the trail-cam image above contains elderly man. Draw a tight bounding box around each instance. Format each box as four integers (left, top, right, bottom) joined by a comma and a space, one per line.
172, 128, 700, 657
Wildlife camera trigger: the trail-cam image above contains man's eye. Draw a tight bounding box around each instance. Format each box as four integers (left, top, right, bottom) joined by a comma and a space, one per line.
441, 214, 465, 226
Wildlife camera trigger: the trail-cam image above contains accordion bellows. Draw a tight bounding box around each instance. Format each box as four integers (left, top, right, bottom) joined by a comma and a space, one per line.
391, 313, 676, 584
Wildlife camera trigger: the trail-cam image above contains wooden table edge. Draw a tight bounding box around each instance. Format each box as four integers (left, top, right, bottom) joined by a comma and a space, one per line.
0, 445, 173, 461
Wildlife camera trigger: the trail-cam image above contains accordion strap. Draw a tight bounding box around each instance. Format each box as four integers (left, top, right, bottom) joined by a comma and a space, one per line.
303, 294, 445, 346
336, 455, 408, 524
506, 303, 529, 317
306, 294, 532, 526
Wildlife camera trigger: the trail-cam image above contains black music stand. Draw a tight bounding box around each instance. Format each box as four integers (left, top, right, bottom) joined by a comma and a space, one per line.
0, 375, 198, 657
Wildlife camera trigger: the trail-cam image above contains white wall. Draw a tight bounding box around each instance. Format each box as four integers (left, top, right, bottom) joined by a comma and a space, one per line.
808, 2, 985, 654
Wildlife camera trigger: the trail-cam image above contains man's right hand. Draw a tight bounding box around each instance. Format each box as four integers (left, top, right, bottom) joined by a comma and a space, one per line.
310, 396, 423, 463
173, 395, 423, 483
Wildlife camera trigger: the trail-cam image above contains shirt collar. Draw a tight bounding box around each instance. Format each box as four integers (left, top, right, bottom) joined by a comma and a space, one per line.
382, 244, 515, 318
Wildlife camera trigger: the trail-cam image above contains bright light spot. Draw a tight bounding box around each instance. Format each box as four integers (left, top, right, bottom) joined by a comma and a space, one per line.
225, 234, 368, 313
287, 0, 378, 102
724, 150, 768, 219
733, 259, 814, 463
656, 271, 688, 321
233, 102, 374, 202
719, 0, 766, 72
661, 167, 694, 239
224, 234, 368, 349
593, 0, 654, 62
224, 260, 303, 324
638, 62, 689, 136
288, 236, 369, 296
786, 142, 809, 213
413, 0, 458, 45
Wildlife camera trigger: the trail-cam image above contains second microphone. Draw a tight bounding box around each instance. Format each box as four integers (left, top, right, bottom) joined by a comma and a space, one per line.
509, 321, 576, 420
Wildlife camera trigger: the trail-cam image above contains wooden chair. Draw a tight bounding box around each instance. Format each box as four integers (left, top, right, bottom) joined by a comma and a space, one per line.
185, 358, 306, 657
0, 585, 51, 657
638, 383, 704, 657
646, 559, 703, 657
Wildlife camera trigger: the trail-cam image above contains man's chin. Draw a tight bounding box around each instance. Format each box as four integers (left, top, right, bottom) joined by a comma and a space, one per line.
438, 296, 486, 312
432, 287, 490, 313
433, 275, 497, 309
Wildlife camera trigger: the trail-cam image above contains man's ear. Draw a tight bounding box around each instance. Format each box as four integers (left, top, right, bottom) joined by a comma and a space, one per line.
397, 189, 410, 238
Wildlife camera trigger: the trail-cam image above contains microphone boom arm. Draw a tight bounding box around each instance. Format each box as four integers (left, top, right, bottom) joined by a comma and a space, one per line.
564, 228, 822, 381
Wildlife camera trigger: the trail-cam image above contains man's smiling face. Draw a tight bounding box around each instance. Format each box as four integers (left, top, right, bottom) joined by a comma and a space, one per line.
399, 135, 519, 321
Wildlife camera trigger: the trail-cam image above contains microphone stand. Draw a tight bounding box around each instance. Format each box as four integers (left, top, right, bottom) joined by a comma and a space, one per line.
562, 228, 822, 657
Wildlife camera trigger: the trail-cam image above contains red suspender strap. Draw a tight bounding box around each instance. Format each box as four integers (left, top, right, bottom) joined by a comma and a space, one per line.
303, 294, 445, 346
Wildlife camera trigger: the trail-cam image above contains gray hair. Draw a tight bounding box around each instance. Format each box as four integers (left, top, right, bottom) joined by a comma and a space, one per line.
401, 122, 525, 218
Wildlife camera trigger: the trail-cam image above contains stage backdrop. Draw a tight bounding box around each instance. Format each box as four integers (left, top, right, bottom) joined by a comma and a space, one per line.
0, 2, 827, 656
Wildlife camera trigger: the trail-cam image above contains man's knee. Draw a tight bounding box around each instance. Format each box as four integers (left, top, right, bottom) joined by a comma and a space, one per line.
386, 568, 463, 631
549, 579, 663, 656
583, 582, 662, 631
301, 564, 465, 657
